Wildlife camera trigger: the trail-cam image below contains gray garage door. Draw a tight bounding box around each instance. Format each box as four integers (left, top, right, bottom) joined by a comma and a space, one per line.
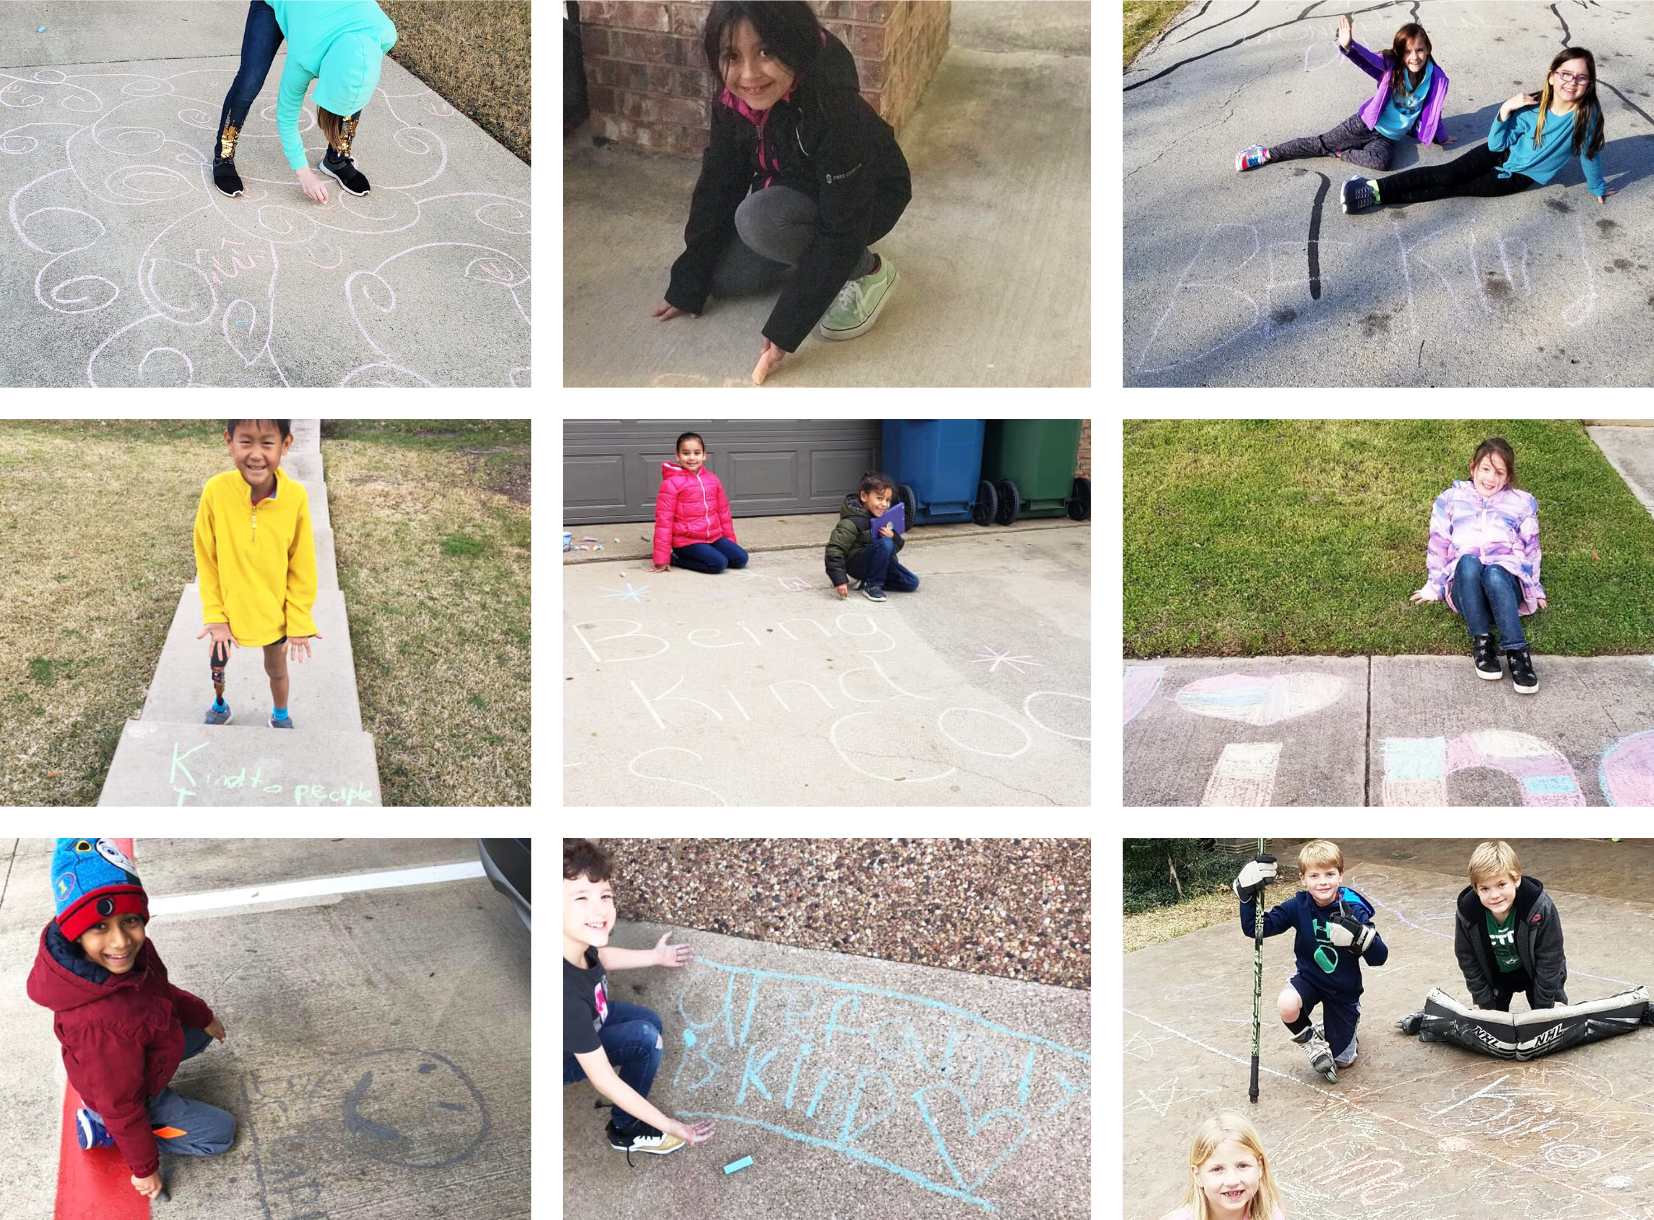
563, 419, 882, 525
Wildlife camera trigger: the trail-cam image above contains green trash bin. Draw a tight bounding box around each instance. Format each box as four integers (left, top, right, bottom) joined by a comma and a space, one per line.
980, 420, 1090, 523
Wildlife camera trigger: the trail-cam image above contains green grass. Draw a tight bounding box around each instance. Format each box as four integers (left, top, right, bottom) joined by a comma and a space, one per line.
1124, 420, 1654, 658
0, 419, 529, 807
380, 1, 530, 164
1123, 1, 1189, 69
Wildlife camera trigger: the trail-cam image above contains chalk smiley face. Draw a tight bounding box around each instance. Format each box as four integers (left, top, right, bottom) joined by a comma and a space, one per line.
316, 1048, 490, 1168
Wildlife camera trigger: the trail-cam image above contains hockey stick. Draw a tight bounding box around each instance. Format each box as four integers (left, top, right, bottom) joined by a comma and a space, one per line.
1249, 836, 1265, 1103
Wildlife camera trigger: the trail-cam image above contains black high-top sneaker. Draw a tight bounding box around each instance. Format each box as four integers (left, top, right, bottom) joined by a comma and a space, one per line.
320, 147, 370, 195
1508, 647, 1538, 694
213, 160, 244, 198
1471, 634, 1502, 680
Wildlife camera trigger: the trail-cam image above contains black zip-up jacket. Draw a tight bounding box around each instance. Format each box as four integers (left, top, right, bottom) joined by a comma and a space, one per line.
1453, 875, 1569, 1009
824, 492, 905, 589
665, 30, 912, 353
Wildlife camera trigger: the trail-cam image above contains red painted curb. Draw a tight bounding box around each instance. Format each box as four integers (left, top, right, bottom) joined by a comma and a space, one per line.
52, 837, 153, 1220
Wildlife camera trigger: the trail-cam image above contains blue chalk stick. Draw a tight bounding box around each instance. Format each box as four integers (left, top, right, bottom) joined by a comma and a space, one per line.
723, 1156, 753, 1175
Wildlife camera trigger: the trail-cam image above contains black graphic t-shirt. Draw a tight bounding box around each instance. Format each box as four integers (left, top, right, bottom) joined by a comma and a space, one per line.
563, 945, 609, 1055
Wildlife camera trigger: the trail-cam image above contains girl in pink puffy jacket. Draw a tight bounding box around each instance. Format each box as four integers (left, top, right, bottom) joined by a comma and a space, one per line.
1410, 436, 1546, 694
652, 432, 749, 574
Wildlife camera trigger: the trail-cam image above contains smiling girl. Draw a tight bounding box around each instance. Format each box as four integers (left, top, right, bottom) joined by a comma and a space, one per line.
653, 1, 913, 385
1411, 437, 1546, 693
1237, 17, 1456, 174
1343, 46, 1613, 213
1159, 1112, 1286, 1220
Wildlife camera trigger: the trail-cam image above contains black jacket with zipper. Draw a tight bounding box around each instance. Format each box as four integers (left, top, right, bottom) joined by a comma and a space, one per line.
1453, 874, 1569, 1010
665, 30, 912, 353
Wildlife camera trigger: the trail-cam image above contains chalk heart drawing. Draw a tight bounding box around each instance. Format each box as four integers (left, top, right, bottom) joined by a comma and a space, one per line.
2, 67, 529, 386
1173, 672, 1345, 726
666, 959, 1090, 1213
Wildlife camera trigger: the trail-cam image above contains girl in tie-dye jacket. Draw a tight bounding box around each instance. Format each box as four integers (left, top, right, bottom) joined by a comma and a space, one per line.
1410, 437, 1546, 692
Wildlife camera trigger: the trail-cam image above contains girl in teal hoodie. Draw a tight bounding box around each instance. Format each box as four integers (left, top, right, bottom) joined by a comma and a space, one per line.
212, 0, 398, 204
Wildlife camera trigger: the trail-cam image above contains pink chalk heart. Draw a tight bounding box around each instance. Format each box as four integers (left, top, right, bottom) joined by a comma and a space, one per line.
1601, 730, 1654, 807
1174, 672, 1346, 727
914, 1082, 1032, 1194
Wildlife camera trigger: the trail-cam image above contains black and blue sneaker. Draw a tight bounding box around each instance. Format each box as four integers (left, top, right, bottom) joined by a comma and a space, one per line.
75, 1107, 115, 1150
861, 584, 887, 603
205, 699, 233, 726
1341, 175, 1380, 214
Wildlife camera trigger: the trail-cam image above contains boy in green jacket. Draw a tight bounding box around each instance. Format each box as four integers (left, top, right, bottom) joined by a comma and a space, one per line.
824, 471, 920, 603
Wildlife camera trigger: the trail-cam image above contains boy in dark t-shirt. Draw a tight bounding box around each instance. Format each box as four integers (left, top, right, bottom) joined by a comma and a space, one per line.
1234, 839, 1388, 1084
563, 839, 715, 1159
1452, 840, 1568, 1011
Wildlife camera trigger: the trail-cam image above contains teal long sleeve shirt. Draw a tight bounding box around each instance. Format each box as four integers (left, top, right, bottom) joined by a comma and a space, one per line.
269, 0, 397, 171
1488, 104, 1607, 197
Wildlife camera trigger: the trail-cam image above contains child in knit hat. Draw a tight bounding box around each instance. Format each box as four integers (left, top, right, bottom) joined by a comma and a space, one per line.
26, 839, 236, 1201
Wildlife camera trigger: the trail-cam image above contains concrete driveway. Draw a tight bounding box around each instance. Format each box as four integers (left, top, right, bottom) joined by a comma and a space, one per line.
565, 921, 1091, 1220
1124, 1, 1654, 386
563, 1, 1090, 387
564, 523, 1091, 806
3, 838, 530, 1218
1124, 846, 1654, 1219
2, 2, 530, 387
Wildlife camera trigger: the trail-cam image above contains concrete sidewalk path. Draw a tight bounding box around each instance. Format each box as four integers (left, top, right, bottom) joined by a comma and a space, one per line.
1125, 653, 1654, 806
100, 419, 384, 806
565, 525, 1092, 806
1124, 855, 1654, 1220
2, 2, 530, 387
563, 920, 1091, 1220
1125, 0, 1654, 387
1588, 424, 1654, 517
562, 2, 1090, 387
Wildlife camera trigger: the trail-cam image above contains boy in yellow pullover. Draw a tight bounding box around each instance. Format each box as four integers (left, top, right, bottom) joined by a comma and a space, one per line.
193, 420, 320, 728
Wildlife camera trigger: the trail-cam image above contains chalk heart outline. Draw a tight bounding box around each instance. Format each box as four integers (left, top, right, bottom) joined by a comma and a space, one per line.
1174, 672, 1345, 727
912, 1082, 1031, 1194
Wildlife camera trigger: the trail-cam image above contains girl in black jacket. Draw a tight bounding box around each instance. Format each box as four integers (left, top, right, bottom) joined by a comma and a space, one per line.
652, 2, 912, 385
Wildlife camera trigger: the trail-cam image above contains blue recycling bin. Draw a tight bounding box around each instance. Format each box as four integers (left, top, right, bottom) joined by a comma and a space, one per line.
880, 420, 993, 526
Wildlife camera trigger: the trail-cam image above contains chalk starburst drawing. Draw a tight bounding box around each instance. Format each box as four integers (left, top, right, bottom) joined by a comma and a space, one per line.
971, 646, 1042, 674
600, 582, 648, 603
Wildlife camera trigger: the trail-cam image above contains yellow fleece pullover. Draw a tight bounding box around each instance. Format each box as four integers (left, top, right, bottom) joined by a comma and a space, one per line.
193, 467, 318, 646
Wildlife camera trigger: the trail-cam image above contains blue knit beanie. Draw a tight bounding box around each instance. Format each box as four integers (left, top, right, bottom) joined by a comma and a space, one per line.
51, 838, 149, 941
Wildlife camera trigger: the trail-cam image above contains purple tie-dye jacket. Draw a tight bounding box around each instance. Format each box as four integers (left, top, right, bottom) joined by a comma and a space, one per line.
1424, 480, 1545, 615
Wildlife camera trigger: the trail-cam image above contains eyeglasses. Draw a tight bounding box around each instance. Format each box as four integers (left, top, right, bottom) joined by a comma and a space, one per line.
1554, 71, 1591, 86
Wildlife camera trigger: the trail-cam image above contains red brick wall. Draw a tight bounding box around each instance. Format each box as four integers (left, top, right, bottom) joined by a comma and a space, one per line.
1076, 419, 1090, 479
575, 1, 951, 157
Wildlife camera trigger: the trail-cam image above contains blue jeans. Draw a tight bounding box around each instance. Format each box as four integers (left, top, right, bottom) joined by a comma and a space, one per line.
563, 1001, 663, 1133
671, 538, 748, 574
213, 0, 361, 166
1453, 554, 1526, 650
87, 1026, 237, 1158
847, 536, 919, 592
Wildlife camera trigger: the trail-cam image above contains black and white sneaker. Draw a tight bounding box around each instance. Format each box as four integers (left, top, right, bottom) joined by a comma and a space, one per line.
861, 584, 887, 602
606, 1119, 685, 1166
1471, 634, 1503, 680
214, 160, 244, 198
320, 149, 370, 195
1508, 647, 1538, 694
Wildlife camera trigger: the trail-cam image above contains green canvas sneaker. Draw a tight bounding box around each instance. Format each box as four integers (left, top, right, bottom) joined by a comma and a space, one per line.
817, 254, 897, 341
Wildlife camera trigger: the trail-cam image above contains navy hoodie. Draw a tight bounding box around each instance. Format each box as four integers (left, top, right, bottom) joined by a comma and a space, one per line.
26, 920, 216, 1179
1240, 886, 1389, 1000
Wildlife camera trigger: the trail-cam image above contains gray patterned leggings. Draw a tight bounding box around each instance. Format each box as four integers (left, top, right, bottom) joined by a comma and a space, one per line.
1267, 111, 1396, 172
710, 186, 876, 298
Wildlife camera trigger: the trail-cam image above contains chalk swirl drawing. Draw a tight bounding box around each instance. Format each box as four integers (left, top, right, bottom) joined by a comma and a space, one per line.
1173, 672, 1346, 726
2, 67, 529, 386
1382, 730, 1586, 807
667, 959, 1090, 1213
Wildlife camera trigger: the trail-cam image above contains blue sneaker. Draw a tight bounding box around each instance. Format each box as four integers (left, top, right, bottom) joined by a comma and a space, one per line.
76, 1107, 115, 1150
205, 700, 232, 726
270, 711, 294, 729
1341, 174, 1380, 214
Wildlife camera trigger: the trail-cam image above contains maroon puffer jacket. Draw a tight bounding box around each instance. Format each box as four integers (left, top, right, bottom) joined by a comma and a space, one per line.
26, 920, 216, 1179
652, 461, 738, 567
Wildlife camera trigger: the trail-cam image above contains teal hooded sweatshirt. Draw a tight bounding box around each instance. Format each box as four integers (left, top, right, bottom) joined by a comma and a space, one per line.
269, 0, 398, 171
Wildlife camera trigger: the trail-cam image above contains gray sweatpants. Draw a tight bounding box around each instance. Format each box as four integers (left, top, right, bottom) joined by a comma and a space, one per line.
710, 185, 877, 298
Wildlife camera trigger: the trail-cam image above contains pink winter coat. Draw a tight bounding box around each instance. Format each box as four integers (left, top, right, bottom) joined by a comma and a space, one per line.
652, 461, 737, 566
1423, 480, 1545, 616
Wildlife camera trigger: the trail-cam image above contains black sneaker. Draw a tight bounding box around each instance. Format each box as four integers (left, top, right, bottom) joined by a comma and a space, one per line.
214, 160, 244, 198
606, 1119, 685, 1166
861, 584, 887, 603
1508, 647, 1538, 694
1471, 634, 1503, 680
1341, 174, 1379, 214
320, 150, 370, 195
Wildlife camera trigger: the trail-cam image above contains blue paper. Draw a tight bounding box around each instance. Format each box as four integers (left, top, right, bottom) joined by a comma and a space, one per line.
870, 502, 905, 536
